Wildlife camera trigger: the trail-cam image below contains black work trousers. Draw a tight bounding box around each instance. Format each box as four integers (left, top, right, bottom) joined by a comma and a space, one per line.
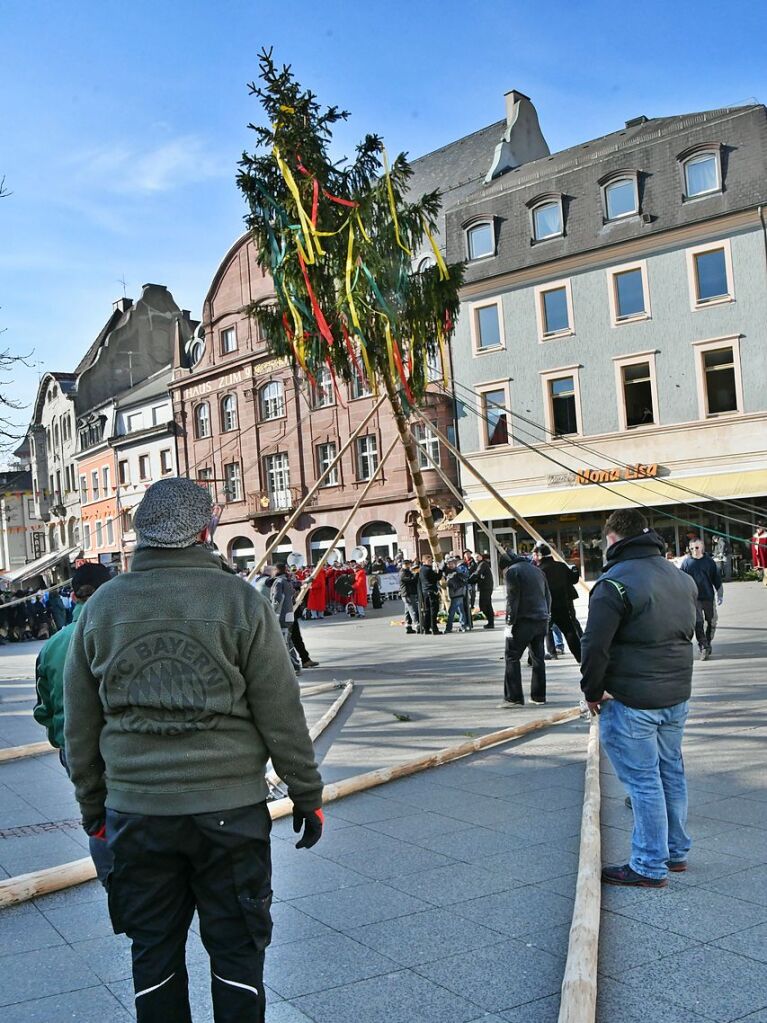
106, 802, 272, 1023
421, 590, 440, 633
478, 589, 495, 627
695, 599, 716, 649
550, 603, 582, 662
504, 619, 548, 704
290, 619, 310, 663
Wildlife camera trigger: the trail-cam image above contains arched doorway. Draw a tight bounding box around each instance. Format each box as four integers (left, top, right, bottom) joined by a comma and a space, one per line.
67, 517, 79, 547
359, 521, 398, 560
266, 533, 293, 567
229, 536, 256, 573
308, 527, 344, 566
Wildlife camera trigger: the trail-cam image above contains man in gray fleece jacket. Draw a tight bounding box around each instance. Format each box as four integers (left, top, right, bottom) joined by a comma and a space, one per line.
64, 477, 323, 1023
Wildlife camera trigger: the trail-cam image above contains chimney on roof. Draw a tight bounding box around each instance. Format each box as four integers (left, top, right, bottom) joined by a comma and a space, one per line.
112, 297, 133, 314
486, 91, 550, 183
625, 115, 649, 128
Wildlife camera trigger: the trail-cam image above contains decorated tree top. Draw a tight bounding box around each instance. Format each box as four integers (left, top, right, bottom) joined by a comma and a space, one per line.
237, 48, 464, 407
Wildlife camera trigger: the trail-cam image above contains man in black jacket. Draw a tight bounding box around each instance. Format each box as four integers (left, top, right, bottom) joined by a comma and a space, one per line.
399, 560, 420, 634
680, 539, 723, 660
532, 543, 582, 661
470, 553, 495, 629
581, 509, 697, 889
500, 553, 551, 707
417, 555, 442, 635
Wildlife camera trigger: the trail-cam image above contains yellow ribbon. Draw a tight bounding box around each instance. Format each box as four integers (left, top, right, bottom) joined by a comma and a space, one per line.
345, 222, 361, 329
383, 149, 411, 256
421, 217, 450, 281
355, 210, 371, 244
273, 144, 323, 263
437, 325, 449, 388
384, 319, 397, 385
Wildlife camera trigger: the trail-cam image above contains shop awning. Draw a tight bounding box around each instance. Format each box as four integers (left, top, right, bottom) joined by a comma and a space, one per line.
452, 469, 767, 524
2, 545, 78, 584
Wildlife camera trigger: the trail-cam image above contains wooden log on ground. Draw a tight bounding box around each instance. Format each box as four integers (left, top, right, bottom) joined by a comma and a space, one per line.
558, 713, 601, 1023
299, 681, 347, 698
0, 741, 53, 763
268, 705, 580, 820
266, 680, 353, 789
0, 706, 578, 907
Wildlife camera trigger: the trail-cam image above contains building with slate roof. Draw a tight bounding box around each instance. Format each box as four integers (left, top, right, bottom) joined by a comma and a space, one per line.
444, 100, 767, 579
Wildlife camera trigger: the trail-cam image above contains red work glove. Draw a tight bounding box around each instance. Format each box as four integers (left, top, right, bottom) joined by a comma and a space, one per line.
83, 816, 107, 841
292, 808, 324, 849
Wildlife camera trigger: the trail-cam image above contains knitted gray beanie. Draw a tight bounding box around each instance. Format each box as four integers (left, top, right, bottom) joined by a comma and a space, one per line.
134, 477, 213, 549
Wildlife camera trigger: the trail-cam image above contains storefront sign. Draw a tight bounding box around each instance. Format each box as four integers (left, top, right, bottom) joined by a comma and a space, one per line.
184, 367, 252, 399
254, 356, 288, 378
547, 472, 577, 486
576, 463, 659, 485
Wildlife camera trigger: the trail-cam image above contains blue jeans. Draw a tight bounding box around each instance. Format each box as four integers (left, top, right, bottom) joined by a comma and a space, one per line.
445, 597, 465, 631
600, 699, 691, 879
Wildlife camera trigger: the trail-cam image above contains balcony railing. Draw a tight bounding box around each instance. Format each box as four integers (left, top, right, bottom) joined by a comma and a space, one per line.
248, 487, 316, 517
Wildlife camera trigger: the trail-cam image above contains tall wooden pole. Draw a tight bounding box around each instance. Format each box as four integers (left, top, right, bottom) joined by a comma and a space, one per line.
293, 435, 399, 607
249, 392, 388, 577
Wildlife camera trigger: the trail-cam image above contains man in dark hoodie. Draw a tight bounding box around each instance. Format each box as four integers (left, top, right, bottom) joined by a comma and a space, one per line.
499, 551, 551, 707
581, 508, 697, 889
680, 538, 723, 660
64, 478, 323, 1023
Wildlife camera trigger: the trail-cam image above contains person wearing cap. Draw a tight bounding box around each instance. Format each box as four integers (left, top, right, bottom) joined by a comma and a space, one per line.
33, 562, 113, 880
63, 477, 323, 1023
531, 542, 582, 662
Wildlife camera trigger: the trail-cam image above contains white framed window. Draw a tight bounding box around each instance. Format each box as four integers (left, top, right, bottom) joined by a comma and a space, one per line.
118, 460, 129, 485
416, 254, 435, 272
194, 403, 211, 439
470, 298, 504, 354
83, 521, 91, 549
160, 449, 173, 475
613, 351, 660, 430
349, 361, 372, 399
529, 197, 564, 241
466, 221, 495, 261
312, 366, 335, 408
80, 475, 88, 503
476, 381, 511, 449
151, 403, 169, 426
534, 279, 574, 340
221, 326, 237, 354
692, 336, 743, 419
221, 394, 238, 432
681, 150, 721, 199
356, 435, 379, 480
602, 176, 639, 220
139, 454, 150, 480
260, 380, 285, 421
540, 366, 583, 437
189, 339, 205, 366
686, 240, 733, 309
264, 453, 290, 508
317, 442, 338, 486
106, 519, 114, 545
607, 259, 651, 325
224, 462, 242, 502
91, 470, 100, 501
126, 412, 143, 433
413, 422, 440, 469
95, 520, 103, 547
197, 467, 214, 496
102, 466, 110, 493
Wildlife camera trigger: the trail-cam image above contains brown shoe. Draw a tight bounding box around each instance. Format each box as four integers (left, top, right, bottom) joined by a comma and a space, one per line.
602, 864, 667, 888
667, 860, 688, 873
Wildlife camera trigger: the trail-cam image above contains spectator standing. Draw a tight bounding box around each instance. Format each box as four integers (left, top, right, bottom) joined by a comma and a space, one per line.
532, 543, 582, 661
499, 552, 551, 707
271, 562, 301, 672
580, 509, 697, 888
417, 554, 442, 635
352, 562, 368, 617
399, 559, 420, 634
444, 559, 467, 633
680, 540, 723, 660
306, 565, 327, 620
63, 477, 323, 1023
470, 553, 495, 629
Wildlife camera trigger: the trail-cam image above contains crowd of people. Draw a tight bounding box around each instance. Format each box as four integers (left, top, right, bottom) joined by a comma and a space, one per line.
0, 586, 75, 642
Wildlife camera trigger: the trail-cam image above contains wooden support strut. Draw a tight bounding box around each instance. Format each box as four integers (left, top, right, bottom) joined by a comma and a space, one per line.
249, 392, 388, 578
558, 713, 602, 1023
265, 680, 353, 789
0, 741, 52, 764
293, 435, 400, 608
412, 409, 591, 592
0, 706, 578, 909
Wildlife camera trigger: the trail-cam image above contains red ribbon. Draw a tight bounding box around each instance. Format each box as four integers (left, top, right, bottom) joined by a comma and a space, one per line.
297, 251, 335, 348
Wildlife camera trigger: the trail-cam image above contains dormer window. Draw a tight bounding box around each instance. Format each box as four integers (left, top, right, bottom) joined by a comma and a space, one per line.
466, 221, 495, 260
679, 144, 722, 199
602, 176, 639, 220
528, 195, 564, 242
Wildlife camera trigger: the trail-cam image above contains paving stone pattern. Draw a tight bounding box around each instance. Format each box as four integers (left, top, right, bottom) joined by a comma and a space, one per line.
0, 584, 764, 1021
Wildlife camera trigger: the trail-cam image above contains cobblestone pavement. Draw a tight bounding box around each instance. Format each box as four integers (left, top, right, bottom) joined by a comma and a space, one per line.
0, 583, 764, 1021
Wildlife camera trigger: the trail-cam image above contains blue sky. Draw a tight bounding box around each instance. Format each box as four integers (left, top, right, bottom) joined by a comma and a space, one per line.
2, 0, 765, 427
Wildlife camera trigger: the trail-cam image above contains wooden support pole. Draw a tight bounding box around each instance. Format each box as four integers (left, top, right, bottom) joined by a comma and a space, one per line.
413, 410, 591, 591
293, 435, 399, 607
266, 680, 353, 789
558, 714, 601, 1023
249, 393, 388, 577
0, 706, 578, 908
0, 741, 52, 763
299, 681, 347, 698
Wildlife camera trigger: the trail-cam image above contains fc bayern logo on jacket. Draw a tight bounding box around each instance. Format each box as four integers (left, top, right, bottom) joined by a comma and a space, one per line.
103, 630, 236, 734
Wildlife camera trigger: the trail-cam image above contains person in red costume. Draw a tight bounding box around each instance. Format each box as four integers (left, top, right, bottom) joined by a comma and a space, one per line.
306, 565, 327, 619
352, 562, 368, 617
751, 523, 767, 573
